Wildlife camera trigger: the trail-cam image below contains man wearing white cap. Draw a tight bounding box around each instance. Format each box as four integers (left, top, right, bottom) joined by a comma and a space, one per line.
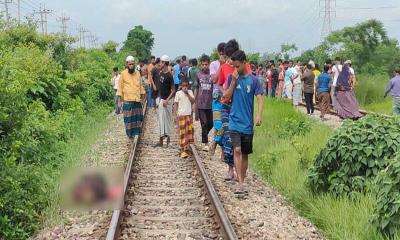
117, 56, 145, 139
154, 55, 176, 147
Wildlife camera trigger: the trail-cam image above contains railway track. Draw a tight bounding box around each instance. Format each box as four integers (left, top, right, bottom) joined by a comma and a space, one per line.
106, 106, 237, 240
298, 101, 368, 117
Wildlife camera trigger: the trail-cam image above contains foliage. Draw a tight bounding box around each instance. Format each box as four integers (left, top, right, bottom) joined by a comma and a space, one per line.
252, 99, 389, 239
371, 156, 400, 237
279, 117, 311, 138
355, 73, 388, 106
0, 22, 119, 239
280, 43, 298, 60
247, 52, 260, 65
309, 115, 400, 196
120, 25, 154, 60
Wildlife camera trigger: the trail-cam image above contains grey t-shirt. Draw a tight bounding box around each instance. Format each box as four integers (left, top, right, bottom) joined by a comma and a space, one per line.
196, 70, 213, 109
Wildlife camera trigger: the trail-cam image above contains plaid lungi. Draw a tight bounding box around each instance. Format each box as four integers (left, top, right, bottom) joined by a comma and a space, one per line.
123, 101, 143, 137
178, 115, 194, 149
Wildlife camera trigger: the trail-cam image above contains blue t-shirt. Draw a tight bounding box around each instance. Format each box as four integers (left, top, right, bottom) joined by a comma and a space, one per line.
173, 64, 180, 85
317, 72, 332, 94
228, 74, 263, 135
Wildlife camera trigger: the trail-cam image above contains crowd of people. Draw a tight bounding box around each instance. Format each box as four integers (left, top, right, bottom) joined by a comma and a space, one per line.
110, 39, 400, 195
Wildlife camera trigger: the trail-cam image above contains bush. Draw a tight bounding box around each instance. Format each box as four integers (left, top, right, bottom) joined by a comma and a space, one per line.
0, 22, 121, 239
371, 156, 400, 237
309, 114, 400, 196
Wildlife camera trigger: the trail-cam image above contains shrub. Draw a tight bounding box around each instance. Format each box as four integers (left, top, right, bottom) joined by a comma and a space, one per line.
309, 114, 400, 196
371, 156, 400, 237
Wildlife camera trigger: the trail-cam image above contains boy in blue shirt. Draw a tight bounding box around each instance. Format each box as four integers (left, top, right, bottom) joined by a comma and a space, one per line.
223, 50, 263, 195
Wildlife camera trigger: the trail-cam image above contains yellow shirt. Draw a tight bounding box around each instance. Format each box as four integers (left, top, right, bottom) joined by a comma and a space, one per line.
116, 69, 145, 102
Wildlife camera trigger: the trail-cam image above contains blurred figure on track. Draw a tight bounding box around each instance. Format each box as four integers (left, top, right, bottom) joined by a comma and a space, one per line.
283, 60, 293, 99
332, 64, 363, 120
384, 67, 400, 115
174, 59, 181, 91
117, 56, 145, 139
209, 42, 226, 160
224, 50, 263, 195
195, 54, 213, 152
317, 65, 333, 120
155, 55, 176, 147
302, 64, 315, 115
111, 67, 120, 114
174, 80, 195, 158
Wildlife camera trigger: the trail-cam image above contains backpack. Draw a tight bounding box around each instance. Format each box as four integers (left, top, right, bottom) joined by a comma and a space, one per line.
179, 64, 190, 82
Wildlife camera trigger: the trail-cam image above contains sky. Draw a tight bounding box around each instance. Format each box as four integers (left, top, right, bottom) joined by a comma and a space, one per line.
10, 0, 400, 59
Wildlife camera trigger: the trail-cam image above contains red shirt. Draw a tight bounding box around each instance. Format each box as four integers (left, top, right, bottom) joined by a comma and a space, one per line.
218, 63, 251, 104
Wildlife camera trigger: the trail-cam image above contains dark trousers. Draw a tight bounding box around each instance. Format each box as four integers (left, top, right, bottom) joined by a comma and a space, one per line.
271, 81, 278, 98
198, 109, 213, 144
304, 92, 314, 114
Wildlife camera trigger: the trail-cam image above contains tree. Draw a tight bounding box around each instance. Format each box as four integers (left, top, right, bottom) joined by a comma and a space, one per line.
121, 25, 154, 60
102, 40, 119, 55
247, 52, 260, 65
280, 43, 298, 60
325, 19, 389, 68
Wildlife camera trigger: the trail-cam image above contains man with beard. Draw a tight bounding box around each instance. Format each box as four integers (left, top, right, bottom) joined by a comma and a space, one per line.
155, 55, 176, 147
117, 56, 146, 139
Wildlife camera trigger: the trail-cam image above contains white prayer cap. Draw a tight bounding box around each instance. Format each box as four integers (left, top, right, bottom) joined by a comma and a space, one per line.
160, 55, 170, 62
344, 60, 352, 65
308, 60, 315, 68
126, 56, 135, 62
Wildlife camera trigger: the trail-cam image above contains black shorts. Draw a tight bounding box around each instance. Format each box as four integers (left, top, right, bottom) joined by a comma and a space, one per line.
230, 131, 253, 155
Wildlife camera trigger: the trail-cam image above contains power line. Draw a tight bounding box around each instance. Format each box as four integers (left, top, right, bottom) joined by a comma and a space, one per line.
337, 6, 400, 10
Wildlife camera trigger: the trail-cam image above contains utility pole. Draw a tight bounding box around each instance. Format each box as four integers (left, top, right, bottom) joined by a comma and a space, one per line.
320, 0, 336, 40
78, 27, 89, 48
17, 0, 20, 24
88, 34, 99, 48
35, 4, 52, 34
1, 0, 12, 23
57, 14, 70, 34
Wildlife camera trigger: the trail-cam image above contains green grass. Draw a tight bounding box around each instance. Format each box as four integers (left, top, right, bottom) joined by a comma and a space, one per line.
355, 73, 394, 115
39, 106, 112, 230
250, 98, 391, 240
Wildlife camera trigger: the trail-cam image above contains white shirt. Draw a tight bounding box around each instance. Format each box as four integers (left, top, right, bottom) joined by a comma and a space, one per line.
293, 66, 301, 85
332, 64, 342, 86
174, 90, 194, 116
112, 74, 120, 90
350, 67, 355, 76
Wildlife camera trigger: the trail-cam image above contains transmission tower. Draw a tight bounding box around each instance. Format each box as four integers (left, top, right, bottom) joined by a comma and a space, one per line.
78, 27, 89, 48
320, 0, 336, 40
1, 0, 12, 23
34, 4, 52, 34
57, 14, 70, 34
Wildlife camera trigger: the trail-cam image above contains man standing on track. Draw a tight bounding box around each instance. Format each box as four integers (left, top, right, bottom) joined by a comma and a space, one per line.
147, 56, 156, 110
224, 50, 263, 195
155, 55, 176, 147
117, 56, 146, 139
195, 54, 213, 152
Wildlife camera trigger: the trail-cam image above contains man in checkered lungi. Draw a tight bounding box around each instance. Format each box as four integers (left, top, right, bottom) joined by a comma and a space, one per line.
174, 80, 195, 158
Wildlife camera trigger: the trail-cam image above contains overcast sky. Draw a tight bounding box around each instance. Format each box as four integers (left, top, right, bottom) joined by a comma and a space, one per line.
14, 0, 400, 59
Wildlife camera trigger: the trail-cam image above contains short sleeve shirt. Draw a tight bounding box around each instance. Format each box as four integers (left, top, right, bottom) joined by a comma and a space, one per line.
196, 70, 213, 109
210, 60, 221, 92
159, 71, 173, 100
173, 64, 180, 85
228, 74, 263, 135
174, 90, 194, 116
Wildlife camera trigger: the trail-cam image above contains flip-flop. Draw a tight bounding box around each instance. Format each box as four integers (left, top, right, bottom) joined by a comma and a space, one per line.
234, 189, 244, 195
224, 177, 234, 181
